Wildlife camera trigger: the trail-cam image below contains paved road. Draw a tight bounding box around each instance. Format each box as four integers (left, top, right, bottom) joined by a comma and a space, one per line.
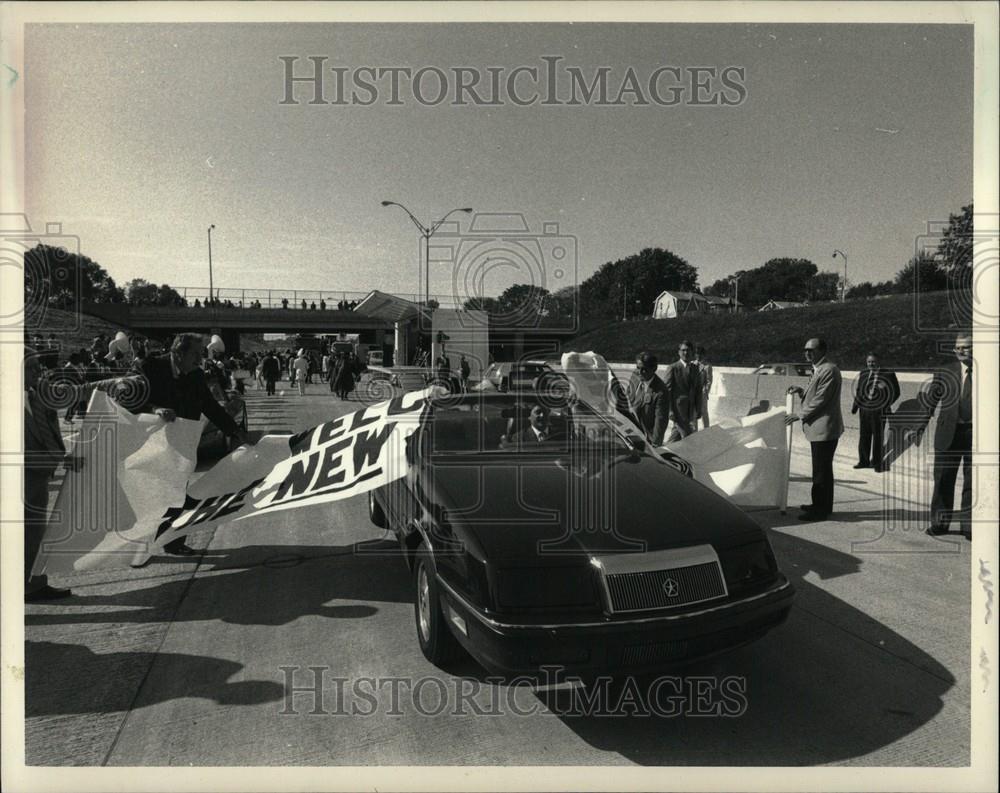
25, 381, 971, 766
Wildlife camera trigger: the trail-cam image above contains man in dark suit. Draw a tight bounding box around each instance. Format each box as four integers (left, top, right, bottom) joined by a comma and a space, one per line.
131, 333, 253, 562
663, 340, 701, 442
919, 333, 974, 540
851, 352, 900, 472
260, 350, 281, 395
628, 351, 670, 447
786, 338, 844, 521
510, 403, 564, 445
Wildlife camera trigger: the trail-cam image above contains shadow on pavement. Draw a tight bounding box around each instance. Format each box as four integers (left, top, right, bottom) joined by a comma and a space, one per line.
441, 533, 959, 766
25, 640, 285, 717
25, 540, 409, 629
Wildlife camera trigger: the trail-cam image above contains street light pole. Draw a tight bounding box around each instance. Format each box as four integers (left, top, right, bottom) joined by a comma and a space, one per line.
207, 224, 216, 305
833, 249, 847, 302
730, 273, 743, 314
622, 282, 628, 321
380, 201, 473, 308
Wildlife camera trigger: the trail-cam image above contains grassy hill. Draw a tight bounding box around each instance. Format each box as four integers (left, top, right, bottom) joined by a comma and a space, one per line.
565, 291, 970, 370
26, 307, 133, 356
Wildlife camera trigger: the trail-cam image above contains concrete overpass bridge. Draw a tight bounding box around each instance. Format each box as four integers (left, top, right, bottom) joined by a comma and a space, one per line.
80, 301, 394, 354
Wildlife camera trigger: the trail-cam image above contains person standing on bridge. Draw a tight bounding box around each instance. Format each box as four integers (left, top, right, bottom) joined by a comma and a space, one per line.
293, 349, 310, 396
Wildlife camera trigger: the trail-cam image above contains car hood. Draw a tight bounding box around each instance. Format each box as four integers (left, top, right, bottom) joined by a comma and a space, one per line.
422, 452, 763, 563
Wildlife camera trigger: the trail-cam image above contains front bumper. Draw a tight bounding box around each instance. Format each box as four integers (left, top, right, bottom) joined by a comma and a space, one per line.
438, 575, 794, 677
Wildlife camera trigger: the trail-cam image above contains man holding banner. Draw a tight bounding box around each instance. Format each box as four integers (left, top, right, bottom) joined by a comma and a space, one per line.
131, 332, 254, 562
785, 338, 844, 522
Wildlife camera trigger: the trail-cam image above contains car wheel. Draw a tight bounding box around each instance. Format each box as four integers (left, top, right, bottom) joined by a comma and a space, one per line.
413, 551, 463, 665
368, 490, 387, 529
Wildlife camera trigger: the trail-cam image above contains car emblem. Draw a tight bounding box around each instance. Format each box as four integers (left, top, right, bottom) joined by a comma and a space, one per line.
662, 578, 680, 598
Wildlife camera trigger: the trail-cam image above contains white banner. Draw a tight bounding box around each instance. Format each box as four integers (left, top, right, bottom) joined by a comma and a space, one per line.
34, 387, 434, 573
662, 407, 790, 509
33, 390, 203, 575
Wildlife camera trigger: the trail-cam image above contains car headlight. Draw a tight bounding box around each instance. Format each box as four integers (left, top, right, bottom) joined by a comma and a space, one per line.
720, 540, 778, 593
495, 567, 599, 610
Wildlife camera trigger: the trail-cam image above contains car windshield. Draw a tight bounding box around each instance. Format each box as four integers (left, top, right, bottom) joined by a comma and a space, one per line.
426, 398, 629, 455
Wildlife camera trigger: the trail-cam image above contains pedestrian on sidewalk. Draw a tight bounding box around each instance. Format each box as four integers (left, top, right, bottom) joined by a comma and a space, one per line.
918, 332, 974, 540
293, 350, 310, 395
261, 350, 280, 395
460, 354, 471, 392
785, 338, 844, 521
332, 352, 354, 400
851, 352, 899, 472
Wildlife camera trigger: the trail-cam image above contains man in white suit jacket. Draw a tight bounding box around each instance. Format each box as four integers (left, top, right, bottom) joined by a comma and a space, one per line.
785, 338, 844, 521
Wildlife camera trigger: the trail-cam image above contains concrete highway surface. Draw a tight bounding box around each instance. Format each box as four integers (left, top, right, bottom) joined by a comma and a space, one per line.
25, 380, 971, 767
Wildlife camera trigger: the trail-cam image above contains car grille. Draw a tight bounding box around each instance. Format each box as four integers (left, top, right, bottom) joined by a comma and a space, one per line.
605, 563, 726, 612
595, 545, 728, 614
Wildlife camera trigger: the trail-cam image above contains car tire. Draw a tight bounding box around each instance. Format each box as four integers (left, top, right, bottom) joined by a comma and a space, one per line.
368, 490, 387, 529
413, 551, 464, 665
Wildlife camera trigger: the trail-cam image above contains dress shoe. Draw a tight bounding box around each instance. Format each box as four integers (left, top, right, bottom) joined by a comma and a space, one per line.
798, 512, 829, 522
25, 585, 72, 602
165, 543, 198, 557
853, 463, 870, 469
800, 504, 816, 512
925, 526, 949, 537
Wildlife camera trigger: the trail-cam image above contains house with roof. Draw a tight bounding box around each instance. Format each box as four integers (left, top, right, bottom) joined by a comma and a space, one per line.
758, 299, 808, 311
652, 290, 710, 319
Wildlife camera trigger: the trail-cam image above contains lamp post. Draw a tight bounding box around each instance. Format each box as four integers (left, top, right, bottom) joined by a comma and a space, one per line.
380, 201, 473, 308
207, 224, 216, 305
832, 249, 847, 302
730, 273, 743, 314
622, 282, 628, 321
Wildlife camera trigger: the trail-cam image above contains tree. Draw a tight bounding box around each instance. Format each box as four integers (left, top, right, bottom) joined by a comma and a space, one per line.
935, 203, 972, 276
155, 283, 186, 306
846, 280, 896, 299
579, 247, 698, 319
462, 296, 499, 314
23, 243, 124, 308
809, 271, 841, 302
895, 252, 948, 293
709, 258, 818, 307
124, 278, 159, 305
494, 283, 550, 324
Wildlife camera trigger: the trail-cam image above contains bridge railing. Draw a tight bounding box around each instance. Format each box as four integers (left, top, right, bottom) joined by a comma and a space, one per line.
167, 287, 465, 310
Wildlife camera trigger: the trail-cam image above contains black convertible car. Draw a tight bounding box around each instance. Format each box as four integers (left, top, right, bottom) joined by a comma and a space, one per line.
368, 392, 794, 677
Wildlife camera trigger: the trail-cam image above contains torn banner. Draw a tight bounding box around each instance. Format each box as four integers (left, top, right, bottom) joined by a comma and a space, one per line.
34, 387, 433, 573
560, 351, 789, 507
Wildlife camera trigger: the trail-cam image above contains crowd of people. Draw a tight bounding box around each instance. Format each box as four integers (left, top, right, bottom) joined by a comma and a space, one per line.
187, 297, 360, 310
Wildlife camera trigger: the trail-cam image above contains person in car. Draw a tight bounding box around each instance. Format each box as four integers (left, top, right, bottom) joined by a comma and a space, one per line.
508, 403, 565, 446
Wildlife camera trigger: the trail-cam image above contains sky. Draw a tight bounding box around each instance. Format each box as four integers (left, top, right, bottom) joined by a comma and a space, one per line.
24, 22, 973, 303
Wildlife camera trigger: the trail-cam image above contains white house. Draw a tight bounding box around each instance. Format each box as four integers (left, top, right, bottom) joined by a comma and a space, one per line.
758, 299, 808, 311
652, 290, 710, 319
